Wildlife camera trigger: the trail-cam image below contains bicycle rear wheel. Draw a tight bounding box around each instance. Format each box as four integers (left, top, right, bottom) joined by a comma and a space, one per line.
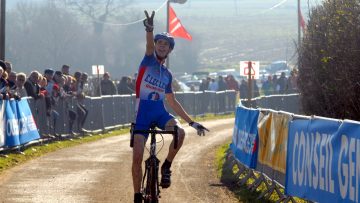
144, 157, 160, 203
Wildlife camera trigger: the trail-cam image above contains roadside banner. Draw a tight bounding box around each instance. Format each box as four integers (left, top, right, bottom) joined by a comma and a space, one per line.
17, 99, 40, 144
285, 117, 360, 203
230, 105, 259, 169
258, 112, 291, 173
5, 100, 20, 147
0, 101, 5, 147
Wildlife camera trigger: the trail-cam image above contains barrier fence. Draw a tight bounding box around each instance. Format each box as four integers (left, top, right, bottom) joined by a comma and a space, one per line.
0, 90, 236, 152
241, 93, 301, 114
229, 105, 360, 203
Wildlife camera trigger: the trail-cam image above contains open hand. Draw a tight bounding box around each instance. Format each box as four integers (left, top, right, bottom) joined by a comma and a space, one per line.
189, 122, 210, 136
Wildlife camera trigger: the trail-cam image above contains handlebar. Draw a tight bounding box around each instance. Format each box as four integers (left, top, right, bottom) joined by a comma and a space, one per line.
130, 123, 179, 149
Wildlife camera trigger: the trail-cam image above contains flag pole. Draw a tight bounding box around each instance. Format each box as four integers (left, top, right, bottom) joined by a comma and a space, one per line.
297, 0, 301, 69
0, 0, 6, 60
166, 1, 170, 68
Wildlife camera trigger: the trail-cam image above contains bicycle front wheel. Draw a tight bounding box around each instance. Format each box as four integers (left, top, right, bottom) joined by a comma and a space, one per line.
144, 157, 160, 203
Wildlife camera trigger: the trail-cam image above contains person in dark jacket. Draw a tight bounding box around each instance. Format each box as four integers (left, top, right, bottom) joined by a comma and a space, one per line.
24, 71, 44, 100
117, 76, 134, 95
100, 72, 117, 95
217, 75, 227, 91
239, 79, 248, 100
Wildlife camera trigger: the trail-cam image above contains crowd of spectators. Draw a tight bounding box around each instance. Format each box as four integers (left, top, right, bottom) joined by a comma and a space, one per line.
260, 69, 299, 95
0, 59, 298, 137
0, 60, 90, 137
194, 70, 298, 99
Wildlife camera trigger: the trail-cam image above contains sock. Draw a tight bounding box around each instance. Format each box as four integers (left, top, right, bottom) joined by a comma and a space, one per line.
162, 159, 172, 169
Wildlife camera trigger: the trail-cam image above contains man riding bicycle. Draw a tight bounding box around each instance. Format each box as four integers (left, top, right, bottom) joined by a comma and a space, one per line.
132, 10, 209, 203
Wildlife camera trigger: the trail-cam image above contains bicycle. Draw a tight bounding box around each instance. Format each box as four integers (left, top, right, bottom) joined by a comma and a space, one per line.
130, 123, 179, 203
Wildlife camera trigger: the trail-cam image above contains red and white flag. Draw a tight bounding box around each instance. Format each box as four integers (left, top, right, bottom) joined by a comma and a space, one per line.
169, 6, 192, 40
299, 7, 306, 33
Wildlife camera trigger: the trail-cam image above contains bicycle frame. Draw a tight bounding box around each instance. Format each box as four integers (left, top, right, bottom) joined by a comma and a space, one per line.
130, 123, 178, 202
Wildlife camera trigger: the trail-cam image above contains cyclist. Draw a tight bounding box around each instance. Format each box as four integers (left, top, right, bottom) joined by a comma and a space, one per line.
132, 10, 209, 203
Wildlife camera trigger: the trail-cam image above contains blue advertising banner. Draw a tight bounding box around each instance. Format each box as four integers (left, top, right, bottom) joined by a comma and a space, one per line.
17, 99, 40, 144
286, 118, 360, 203
230, 106, 259, 169
5, 100, 20, 147
0, 101, 5, 148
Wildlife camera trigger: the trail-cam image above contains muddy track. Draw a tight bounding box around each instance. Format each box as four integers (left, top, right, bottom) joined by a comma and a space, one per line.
0, 118, 238, 203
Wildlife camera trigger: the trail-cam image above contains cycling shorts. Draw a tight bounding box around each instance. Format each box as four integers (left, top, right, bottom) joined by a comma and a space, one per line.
134, 100, 175, 139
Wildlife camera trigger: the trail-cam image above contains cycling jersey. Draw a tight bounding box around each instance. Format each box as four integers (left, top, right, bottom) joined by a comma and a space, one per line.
134, 54, 175, 137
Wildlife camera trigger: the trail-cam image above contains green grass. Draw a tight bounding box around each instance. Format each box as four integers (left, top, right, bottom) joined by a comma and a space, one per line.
0, 113, 234, 175
215, 143, 308, 203
215, 143, 275, 203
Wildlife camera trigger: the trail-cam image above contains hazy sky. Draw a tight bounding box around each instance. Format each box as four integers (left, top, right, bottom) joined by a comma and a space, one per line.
5, 0, 325, 76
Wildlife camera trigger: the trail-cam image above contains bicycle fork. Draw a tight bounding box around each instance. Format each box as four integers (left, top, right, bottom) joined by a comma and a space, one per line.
143, 155, 160, 202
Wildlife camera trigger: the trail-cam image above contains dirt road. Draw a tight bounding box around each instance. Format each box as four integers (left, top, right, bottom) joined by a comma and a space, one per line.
0, 118, 238, 203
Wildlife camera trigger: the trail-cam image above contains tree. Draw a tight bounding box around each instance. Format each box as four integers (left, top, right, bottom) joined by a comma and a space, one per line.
7, 1, 87, 71
298, 0, 360, 120
58, 0, 134, 35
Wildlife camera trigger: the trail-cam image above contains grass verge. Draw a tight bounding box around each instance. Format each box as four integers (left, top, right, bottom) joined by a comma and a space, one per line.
0, 113, 234, 175
215, 143, 274, 203
215, 143, 307, 203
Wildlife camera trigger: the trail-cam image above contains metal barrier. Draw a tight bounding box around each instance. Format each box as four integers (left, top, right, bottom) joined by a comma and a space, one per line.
17, 91, 299, 139
24, 90, 236, 137
241, 93, 300, 114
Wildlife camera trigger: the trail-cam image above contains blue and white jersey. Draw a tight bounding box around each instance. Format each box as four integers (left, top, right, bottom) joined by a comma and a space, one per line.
133, 54, 175, 134
136, 54, 173, 103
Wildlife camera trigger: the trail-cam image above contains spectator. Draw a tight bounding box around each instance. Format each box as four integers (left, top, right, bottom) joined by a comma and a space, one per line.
44, 69, 55, 94
118, 76, 134, 95
0, 70, 10, 99
208, 78, 218, 91
65, 75, 78, 135
43, 69, 57, 120
252, 79, 260, 98
61, 64, 70, 75
80, 73, 90, 93
52, 71, 64, 96
0, 65, 7, 92
4, 61, 12, 74
38, 75, 48, 96
262, 75, 274, 95
217, 75, 227, 91
272, 75, 278, 93
0, 70, 8, 89
287, 69, 298, 93
225, 74, 239, 91
63, 75, 77, 94
24, 71, 44, 99
199, 77, 210, 91
46, 71, 64, 137
8, 71, 17, 89
14, 72, 27, 98
277, 72, 287, 94
74, 71, 81, 82
76, 72, 89, 133
100, 72, 117, 95
239, 79, 248, 99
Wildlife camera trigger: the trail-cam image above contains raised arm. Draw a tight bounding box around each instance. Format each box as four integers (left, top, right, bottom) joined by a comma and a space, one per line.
143, 10, 155, 56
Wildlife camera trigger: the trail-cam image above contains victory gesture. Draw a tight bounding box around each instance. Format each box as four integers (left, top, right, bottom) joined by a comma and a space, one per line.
143, 10, 155, 32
